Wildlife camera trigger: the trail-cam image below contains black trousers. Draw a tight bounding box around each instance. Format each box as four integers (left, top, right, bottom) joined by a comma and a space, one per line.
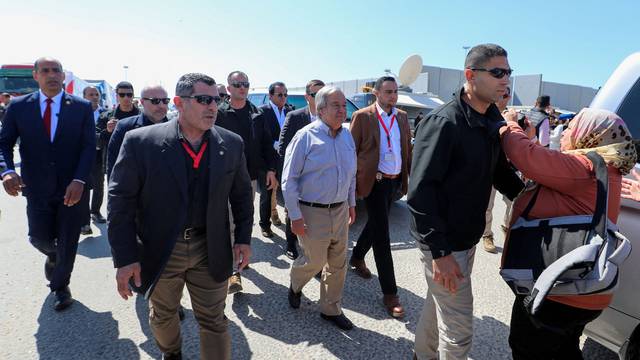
509, 295, 603, 360
26, 195, 83, 291
81, 150, 105, 225
257, 171, 273, 230
352, 178, 399, 295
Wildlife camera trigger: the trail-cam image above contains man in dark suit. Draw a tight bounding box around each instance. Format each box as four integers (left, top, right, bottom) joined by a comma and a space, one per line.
277, 79, 324, 259
108, 73, 253, 360
106, 84, 169, 180
79, 86, 107, 235
258, 81, 291, 237
0, 57, 96, 311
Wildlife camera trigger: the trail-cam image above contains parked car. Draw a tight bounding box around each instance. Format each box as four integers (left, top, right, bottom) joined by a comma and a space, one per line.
247, 90, 359, 124
583, 52, 640, 360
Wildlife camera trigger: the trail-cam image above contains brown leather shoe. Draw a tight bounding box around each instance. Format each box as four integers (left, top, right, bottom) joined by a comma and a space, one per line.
383, 294, 405, 318
349, 257, 372, 279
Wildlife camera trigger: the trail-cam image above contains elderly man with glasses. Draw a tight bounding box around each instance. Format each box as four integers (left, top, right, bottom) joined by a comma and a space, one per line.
216, 70, 278, 294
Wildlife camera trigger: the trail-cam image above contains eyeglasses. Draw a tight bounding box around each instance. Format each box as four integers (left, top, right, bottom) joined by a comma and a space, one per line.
118, 92, 134, 98
142, 97, 170, 105
230, 82, 250, 88
470, 67, 513, 79
273, 93, 288, 98
180, 94, 221, 105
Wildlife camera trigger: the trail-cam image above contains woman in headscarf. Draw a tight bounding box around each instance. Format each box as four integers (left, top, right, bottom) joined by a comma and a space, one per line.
499, 108, 637, 359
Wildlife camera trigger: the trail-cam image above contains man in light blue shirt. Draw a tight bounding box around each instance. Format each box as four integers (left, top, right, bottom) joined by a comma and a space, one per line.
282, 86, 357, 331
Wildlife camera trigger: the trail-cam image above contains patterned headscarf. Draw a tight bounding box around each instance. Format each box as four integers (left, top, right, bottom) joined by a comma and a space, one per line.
563, 108, 637, 174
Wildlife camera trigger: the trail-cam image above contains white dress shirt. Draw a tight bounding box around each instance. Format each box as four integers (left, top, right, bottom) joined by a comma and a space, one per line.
375, 102, 402, 175
39, 89, 63, 142
270, 100, 287, 150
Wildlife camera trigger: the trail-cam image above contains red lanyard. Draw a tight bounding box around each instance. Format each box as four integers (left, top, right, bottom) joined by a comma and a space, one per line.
376, 110, 396, 149
181, 141, 208, 169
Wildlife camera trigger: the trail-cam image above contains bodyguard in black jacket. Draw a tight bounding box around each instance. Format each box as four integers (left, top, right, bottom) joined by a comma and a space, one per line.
408, 87, 523, 259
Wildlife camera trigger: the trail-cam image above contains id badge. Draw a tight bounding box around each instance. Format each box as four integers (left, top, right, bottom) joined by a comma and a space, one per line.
384, 152, 394, 162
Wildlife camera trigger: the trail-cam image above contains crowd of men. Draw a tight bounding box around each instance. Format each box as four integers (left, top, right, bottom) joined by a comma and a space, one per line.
2, 43, 635, 360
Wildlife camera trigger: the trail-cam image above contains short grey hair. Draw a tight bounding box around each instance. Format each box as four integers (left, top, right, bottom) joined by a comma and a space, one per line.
175, 73, 215, 97
140, 85, 167, 98
315, 86, 343, 113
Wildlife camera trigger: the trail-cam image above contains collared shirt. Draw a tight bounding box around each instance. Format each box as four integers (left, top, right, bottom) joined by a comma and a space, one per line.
282, 119, 357, 220
177, 122, 211, 230
39, 89, 63, 142
270, 100, 287, 151
375, 102, 402, 175
93, 108, 101, 124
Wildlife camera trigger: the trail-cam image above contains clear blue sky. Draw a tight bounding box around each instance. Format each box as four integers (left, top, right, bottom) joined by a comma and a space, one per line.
2, 0, 638, 95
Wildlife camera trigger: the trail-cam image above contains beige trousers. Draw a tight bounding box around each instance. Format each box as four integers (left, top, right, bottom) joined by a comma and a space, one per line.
271, 183, 279, 218
149, 235, 230, 359
290, 202, 349, 316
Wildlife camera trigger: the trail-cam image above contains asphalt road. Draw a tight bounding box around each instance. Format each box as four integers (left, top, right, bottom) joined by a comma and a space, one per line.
0, 183, 618, 359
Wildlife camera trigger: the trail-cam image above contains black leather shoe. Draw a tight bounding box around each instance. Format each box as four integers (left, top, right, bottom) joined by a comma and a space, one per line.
53, 287, 73, 311
261, 227, 274, 238
288, 286, 301, 309
162, 351, 182, 360
91, 212, 107, 224
285, 246, 298, 260
80, 224, 93, 235
320, 313, 354, 330
44, 256, 55, 281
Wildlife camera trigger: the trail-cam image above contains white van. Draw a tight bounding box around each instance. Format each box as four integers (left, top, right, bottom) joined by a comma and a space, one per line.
584, 52, 640, 360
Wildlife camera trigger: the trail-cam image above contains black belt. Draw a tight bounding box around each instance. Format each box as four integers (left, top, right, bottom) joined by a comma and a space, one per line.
299, 200, 344, 209
183, 227, 206, 239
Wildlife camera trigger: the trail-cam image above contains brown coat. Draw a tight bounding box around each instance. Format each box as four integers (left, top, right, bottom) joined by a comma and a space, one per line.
350, 104, 412, 198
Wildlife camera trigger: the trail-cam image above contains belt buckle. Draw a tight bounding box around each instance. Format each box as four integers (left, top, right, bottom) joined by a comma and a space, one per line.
184, 228, 193, 240
375, 172, 383, 181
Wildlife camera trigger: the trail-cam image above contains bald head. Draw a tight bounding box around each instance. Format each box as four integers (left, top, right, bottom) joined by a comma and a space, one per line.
34, 57, 62, 72
140, 85, 169, 123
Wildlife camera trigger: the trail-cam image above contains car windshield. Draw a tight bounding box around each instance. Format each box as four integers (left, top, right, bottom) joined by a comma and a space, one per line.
0, 76, 39, 95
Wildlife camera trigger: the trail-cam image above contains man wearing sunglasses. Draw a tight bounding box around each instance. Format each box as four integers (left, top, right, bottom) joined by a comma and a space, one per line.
96, 81, 139, 178
278, 79, 325, 260
408, 44, 524, 359
258, 81, 292, 237
106, 85, 170, 179
216, 70, 277, 293
109, 73, 253, 360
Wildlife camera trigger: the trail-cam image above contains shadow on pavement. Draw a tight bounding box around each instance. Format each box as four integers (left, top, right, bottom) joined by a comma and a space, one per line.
235, 269, 414, 359
77, 223, 111, 259
36, 295, 138, 359
134, 293, 253, 359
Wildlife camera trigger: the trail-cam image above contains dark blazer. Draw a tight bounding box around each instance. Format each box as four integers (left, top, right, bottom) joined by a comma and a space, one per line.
259, 103, 291, 145
278, 106, 311, 159
106, 114, 167, 180
108, 120, 254, 297
0, 91, 95, 198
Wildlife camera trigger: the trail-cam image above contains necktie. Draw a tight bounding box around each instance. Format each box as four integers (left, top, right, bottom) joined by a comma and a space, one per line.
43, 98, 52, 140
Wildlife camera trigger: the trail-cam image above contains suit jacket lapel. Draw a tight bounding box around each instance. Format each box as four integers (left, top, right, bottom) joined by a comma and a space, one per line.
162, 122, 188, 201
54, 92, 70, 144
207, 127, 227, 196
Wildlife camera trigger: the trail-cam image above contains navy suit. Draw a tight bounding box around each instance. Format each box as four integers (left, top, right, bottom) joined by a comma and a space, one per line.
0, 91, 96, 291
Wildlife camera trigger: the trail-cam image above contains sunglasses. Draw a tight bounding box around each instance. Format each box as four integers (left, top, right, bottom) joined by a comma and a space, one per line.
118, 92, 134, 98
230, 82, 250, 88
142, 97, 170, 105
308, 92, 317, 98
470, 67, 513, 79
274, 93, 288, 98
180, 94, 222, 105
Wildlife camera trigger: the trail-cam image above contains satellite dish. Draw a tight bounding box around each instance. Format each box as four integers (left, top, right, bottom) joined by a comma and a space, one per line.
398, 54, 423, 87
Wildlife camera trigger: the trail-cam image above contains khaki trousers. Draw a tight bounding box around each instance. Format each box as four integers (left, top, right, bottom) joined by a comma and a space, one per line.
149, 235, 230, 359
290, 202, 348, 316
415, 244, 476, 360
483, 187, 514, 237
271, 183, 279, 218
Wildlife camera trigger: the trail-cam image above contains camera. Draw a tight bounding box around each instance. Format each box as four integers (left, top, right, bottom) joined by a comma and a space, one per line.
517, 112, 528, 130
